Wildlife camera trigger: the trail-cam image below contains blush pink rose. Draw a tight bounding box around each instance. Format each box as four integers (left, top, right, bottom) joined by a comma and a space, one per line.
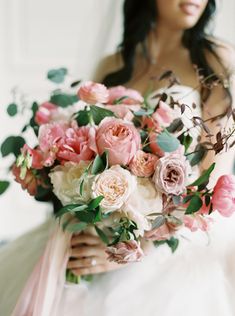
152, 101, 174, 128
153, 148, 190, 195
35, 102, 58, 125
108, 86, 143, 105
212, 175, 235, 217
106, 240, 144, 264
105, 104, 141, 121
183, 214, 212, 232
129, 150, 158, 177
12, 165, 38, 196
78, 81, 109, 104
96, 117, 141, 166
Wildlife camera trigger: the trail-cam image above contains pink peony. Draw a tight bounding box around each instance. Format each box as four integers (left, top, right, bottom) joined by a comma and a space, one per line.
152, 147, 190, 195
78, 81, 109, 104
183, 214, 212, 232
35, 102, 58, 125
12, 165, 38, 196
212, 175, 235, 217
152, 101, 175, 128
96, 117, 141, 166
129, 150, 158, 177
106, 240, 144, 264
108, 86, 143, 105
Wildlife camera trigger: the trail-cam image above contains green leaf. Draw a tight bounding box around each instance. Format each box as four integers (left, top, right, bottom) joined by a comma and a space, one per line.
7, 103, 17, 116
87, 196, 104, 210
134, 108, 154, 116
0, 181, 10, 195
66, 222, 87, 233
1, 136, 25, 157
190, 163, 215, 187
187, 144, 207, 167
66, 269, 81, 284
47, 68, 68, 84
167, 118, 184, 133
76, 109, 90, 126
178, 133, 193, 152
90, 105, 115, 125
95, 225, 109, 244
75, 211, 95, 223
91, 155, 105, 175
72, 204, 88, 212
166, 237, 179, 253
50, 93, 78, 108
157, 129, 180, 153
55, 204, 83, 218
185, 195, 203, 214
152, 215, 165, 229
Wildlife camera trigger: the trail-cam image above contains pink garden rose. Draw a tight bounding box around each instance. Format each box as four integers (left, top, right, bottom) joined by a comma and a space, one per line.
38, 122, 95, 166
105, 104, 141, 121
183, 214, 212, 232
35, 102, 58, 125
212, 175, 235, 217
152, 101, 175, 128
129, 150, 158, 177
78, 81, 109, 104
96, 117, 141, 166
153, 147, 190, 195
106, 240, 144, 264
108, 86, 143, 105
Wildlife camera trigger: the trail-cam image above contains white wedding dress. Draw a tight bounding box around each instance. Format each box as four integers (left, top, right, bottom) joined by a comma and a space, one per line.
1, 85, 235, 316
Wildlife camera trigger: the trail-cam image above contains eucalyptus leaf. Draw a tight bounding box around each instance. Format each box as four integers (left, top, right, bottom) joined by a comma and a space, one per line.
7, 103, 17, 116
0, 181, 10, 195
152, 215, 165, 229
1, 136, 25, 158
76, 109, 90, 126
50, 93, 78, 108
90, 105, 115, 125
47, 68, 68, 84
166, 237, 179, 253
134, 108, 154, 116
157, 130, 180, 153
187, 144, 207, 167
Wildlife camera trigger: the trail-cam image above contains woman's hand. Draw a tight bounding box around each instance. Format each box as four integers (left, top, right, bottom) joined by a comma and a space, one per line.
67, 232, 123, 276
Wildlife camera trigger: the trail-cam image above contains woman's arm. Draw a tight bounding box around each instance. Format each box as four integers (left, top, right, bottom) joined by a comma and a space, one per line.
200, 42, 235, 187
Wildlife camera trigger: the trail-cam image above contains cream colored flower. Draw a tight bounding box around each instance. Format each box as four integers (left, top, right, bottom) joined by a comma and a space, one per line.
92, 165, 136, 212
49, 161, 93, 205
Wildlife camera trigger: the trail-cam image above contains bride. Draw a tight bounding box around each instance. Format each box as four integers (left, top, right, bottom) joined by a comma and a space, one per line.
1, 0, 235, 315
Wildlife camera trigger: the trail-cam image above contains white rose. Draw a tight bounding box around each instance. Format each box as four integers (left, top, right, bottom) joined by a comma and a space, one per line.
49, 161, 93, 205
92, 165, 136, 212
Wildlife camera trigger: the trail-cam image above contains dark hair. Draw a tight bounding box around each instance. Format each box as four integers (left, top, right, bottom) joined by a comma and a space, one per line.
103, 0, 231, 104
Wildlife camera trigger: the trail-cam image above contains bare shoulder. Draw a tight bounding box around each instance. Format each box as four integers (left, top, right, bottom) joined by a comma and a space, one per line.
92, 51, 123, 83
206, 37, 235, 76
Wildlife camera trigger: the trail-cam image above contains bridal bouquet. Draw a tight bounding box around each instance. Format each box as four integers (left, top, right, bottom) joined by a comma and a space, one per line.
1, 69, 235, 280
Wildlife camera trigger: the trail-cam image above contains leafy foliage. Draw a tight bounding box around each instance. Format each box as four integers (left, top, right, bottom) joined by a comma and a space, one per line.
157, 129, 180, 152
7, 103, 18, 116
47, 68, 68, 84
1, 136, 25, 158
0, 181, 10, 195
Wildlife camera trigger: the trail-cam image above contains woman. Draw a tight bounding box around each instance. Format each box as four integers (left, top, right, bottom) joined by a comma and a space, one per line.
1, 0, 235, 315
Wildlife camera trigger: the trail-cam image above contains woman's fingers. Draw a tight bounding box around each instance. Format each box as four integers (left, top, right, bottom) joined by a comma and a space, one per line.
71, 234, 101, 247
67, 256, 102, 269
70, 245, 106, 258
71, 265, 106, 276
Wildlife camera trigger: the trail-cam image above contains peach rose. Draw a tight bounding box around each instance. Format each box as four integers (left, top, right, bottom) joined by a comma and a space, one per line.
106, 240, 144, 264
129, 150, 158, 177
108, 86, 143, 105
92, 165, 136, 212
96, 117, 141, 166
35, 102, 58, 125
212, 175, 235, 217
78, 81, 109, 104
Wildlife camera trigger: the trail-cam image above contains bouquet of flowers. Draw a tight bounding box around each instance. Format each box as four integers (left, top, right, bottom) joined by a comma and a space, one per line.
1, 68, 235, 283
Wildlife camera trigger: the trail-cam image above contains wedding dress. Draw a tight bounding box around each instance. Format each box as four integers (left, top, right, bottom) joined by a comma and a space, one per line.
1, 85, 235, 316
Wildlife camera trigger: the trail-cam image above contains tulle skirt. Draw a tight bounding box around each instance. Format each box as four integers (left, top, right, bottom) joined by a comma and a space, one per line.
1, 215, 235, 316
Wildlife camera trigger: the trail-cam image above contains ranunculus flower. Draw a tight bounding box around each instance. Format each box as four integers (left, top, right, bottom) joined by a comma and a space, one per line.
49, 161, 93, 205
152, 147, 190, 195
108, 86, 144, 105
129, 150, 158, 177
212, 175, 235, 217
92, 165, 136, 212
183, 214, 212, 232
12, 165, 38, 196
152, 101, 175, 128
78, 81, 109, 104
96, 117, 141, 166
106, 240, 144, 264
21, 144, 44, 169
35, 102, 58, 125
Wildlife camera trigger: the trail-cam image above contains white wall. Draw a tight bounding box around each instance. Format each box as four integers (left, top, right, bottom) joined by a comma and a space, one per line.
0, 0, 234, 240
